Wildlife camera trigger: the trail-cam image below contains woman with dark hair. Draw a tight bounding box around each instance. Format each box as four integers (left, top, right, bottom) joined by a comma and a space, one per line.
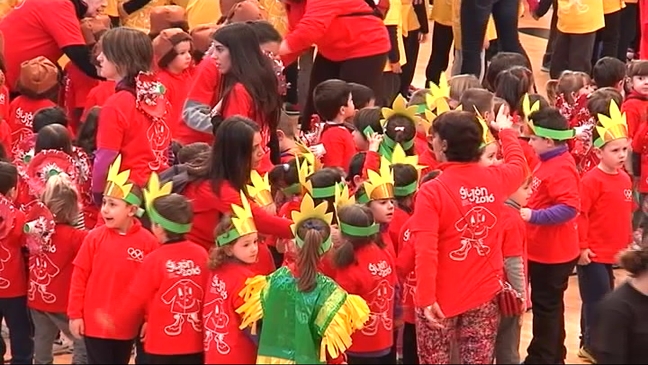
410, 110, 527, 363
183, 116, 293, 252
182, 21, 283, 170
279, 0, 390, 132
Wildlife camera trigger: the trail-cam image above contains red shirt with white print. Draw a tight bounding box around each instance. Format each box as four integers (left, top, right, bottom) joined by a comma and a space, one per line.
0, 207, 27, 298
396, 218, 416, 324
157, 68, 195, 144
7, 96, 56, 155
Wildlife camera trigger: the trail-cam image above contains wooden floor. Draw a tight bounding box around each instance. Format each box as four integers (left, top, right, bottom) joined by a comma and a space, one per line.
41, 10, 606, 365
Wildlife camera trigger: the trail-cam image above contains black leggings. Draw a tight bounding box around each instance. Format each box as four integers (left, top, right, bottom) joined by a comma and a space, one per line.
425, 22, 453, 86
148, 352, 204, 364
618, 2, 640, 60
592, 10, 622, 63
84, 336, 133, 364
460, 0, 526, 77
300, 52, 387, 132
400, 29, 422, 94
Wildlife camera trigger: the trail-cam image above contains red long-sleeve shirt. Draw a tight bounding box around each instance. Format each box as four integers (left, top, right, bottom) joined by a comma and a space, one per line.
0, 207, 27, 298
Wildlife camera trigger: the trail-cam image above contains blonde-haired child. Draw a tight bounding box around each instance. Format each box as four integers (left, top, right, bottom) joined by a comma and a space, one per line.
28, 174, 88, 364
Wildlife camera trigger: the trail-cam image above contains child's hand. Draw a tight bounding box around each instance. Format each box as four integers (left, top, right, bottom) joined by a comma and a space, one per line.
418, 32, 428, 44
69, 318, 84, 339
491, 104, 513, 131
578, 248, 596, 265
390, 62, 402, 74
367, 132, 383, 152
519, 208, 532, 222
140, 322, 148, 342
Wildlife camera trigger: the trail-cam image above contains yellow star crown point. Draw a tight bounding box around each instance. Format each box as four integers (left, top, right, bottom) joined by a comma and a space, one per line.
334, 183, 355, 210
390, 143, 426, 171
420, 109, 436, 135
230, 191, 257, 236
473, 106, 496, 146
297, 157, 316, 195
363, 157, 395, 201
594, 100, 628, 148
522, 93, 541, 121
143, 172, 172, 210
381, 94, 419, 127
295, 141, 322, 170
290, 193, 333, 236
247, 170, 273, 206
426, 73, 451, 114
104, 155, 133, 200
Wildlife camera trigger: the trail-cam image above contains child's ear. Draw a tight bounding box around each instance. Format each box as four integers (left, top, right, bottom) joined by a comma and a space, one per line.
6, 187, 16, 201
128, 204, 139, 217
593, 146, 603, 159
276, 129, 285, 140
352, 175, 364, 188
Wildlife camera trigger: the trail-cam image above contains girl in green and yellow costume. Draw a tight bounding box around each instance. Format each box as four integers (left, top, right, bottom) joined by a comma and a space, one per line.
235, 194, 371, 364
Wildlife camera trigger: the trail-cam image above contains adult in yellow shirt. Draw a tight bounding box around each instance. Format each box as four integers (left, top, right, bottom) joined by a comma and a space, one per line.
186, 0, 220, 29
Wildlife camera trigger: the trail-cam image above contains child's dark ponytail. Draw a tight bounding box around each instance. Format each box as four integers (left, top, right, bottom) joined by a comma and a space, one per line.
334, 204, 379, 269
384, 115, 416, 155
392, 164, 418, 213
295, 218, 331, 292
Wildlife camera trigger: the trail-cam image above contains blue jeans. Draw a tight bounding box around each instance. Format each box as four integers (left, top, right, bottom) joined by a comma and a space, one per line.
577, 262, 614, 349
0, 296, 33, 364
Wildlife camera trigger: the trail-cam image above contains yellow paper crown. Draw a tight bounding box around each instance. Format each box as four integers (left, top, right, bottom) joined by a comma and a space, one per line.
104, 155, 136, 203
363, 156, 394, 200
521, 93, 541, 123
247, 170, 273, 207
297, 157, 316, 195
594, 100, 628, 148
295, 141, 322, 171
473, 106, 496, 146
144, 172, 191, 233
381, 94, 419, 127
290, 193, 333, 237
216, 191, 258, 246
334, 183, 355, 210
419, 109, 436, 136
390, 143, 426, 172
426, 73, 451, 114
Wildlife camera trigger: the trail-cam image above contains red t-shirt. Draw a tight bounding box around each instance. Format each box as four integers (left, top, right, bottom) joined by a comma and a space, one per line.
113, 240, 208, 355
203, 261, 257, 364
413, 131, 428, 157
0, 0, 86, 91
0, 208, 27, 298
67, 220, 160, 340
410, 129, 526, 316
157, 68, 195, 144
622, 93, 648, 139
320, 123, 355, 170
526, 151, 580, 264
7, 96, 56, 155
96, 89, 171, 186
388, 207, 410, 255
0, 119, 11, 159
578, 168, 633, 264
419, 147, 439, 177
82, 80, 116, 120
334, 243, 397, 354
64, 62, 99, 135
181, 57, 219, 145
0, 85, 10, 120
28, 224, 87, 313
396, 218, 416, 324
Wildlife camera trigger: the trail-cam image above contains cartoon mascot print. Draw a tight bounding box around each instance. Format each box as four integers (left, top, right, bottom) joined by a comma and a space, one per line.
161, 279, 203, 336
203, 297, 231, 354
451, 206, 497, 261
28, 254, 60, 303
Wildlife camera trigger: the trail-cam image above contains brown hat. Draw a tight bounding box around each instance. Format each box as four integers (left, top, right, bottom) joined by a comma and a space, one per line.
226, 0, 266, 23
152, 28, 193, 62
149, 5, 187, 36
80, 15, 111, 45
219, 0, 244, 16
190, 23, 218, 53
19, 57, 59, 95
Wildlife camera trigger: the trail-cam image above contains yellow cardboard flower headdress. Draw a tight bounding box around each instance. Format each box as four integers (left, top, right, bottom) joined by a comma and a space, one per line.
390, 143, 426, 197
473, 106, 496, 147
290, 193, 334, 255
216, 191, 258, 246
377, 94, 418, 159
144, 172, 191, 234
247, 170, 273, 207
419, 109, 436, 136
295, 141, 322, 171
104, 155, 142, 209
363, 156, 394, 201
594, 100, 628, 148
523, 94, 574, 140
334, 183, 380, 237
299, 158, 343, 200
426, 73, 451, 114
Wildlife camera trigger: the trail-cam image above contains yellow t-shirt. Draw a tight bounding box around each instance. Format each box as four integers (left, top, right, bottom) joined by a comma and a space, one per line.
259, 0, 288, 36
603, 0, 624, 14
172, 0, 189, 7
109, 0, 172, 32
451, 0, 496, 50
186, 0, 221, 30
431, 0, 452, 26
384, 0, 407, 71
556, 0, 605, 34
403, 0, 429, 33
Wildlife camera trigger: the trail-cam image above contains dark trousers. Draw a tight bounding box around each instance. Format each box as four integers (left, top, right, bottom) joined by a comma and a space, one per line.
425, 22, 453, 86
300, 52, 387, 132
592, 11, 622, 63
618, 2, 639, 60
402, 322, 418, 364
400, 29, 421, 94
577, 262, 614, 350
549, 31, 597, 79
460, 0, 525, 77
283, 61, 299, 105
147, 352, 204, 364
134, 334, 148, 364
525, 258, 578, 364
347, 351, 396, 365
84, 336, 134, 364
543, 0, 559, 65
0, 296, 33, 364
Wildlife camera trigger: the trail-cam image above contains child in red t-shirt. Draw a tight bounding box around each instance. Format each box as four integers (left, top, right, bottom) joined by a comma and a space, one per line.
577, 99, 633, 361
313, 79, 356, 170
623, 61, 648, 194
67, 156, 159, 364
0, 161, 32, 364
203, 194, 261, 364
27, 174, 88, 364
102, 178, 208, 364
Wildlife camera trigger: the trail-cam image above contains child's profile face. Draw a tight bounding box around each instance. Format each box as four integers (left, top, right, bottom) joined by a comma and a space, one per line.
631, 75, 648, 95
341, 93, 356, 120
510, 182, 532, 207
169, 41, 193, 73
97, 52, 120, 81
479, 143, 499, 167
228, 233, 259, 264
250, 132, 264, 169
368, 198, 394, 224
595, 137, 628, 171
151, 223, 166, 242
528, 135, 554, 155
101, 196, 135, 231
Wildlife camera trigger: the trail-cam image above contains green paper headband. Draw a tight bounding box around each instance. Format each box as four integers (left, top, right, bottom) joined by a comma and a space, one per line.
339, 222, 380, 237
311, 182, 344, 199
148, 205, 192, 234
415, 103, 427, 114
357, 192, 370, 204
295, 235, 332, 256
124, 193, 145, 218
532, 125, 575, 141
216, 228, 241, 246
282, 183, 302, 195
393, 180, 417, 197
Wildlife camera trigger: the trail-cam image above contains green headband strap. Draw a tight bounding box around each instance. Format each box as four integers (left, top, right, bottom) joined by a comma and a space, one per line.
124, 193, 145, 218
311, 182, 344, 199
393, 180, 417, 197
295, 235, 332, 256
415, 103, 427, 114
216, 228, 241, 246
282, 183, 302, 195
148, 206, 192, 234
357, 192, 370, 204
382, 133, 414, 151
339, 222, 380, 237
532, 126, 575, 141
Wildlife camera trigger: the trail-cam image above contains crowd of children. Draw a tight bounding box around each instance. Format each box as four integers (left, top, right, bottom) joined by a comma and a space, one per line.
0, 0, 647, 364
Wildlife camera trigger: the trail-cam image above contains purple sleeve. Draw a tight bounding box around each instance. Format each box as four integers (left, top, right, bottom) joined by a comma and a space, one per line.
529, 204, 577, 225
91, 149, 119, 203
